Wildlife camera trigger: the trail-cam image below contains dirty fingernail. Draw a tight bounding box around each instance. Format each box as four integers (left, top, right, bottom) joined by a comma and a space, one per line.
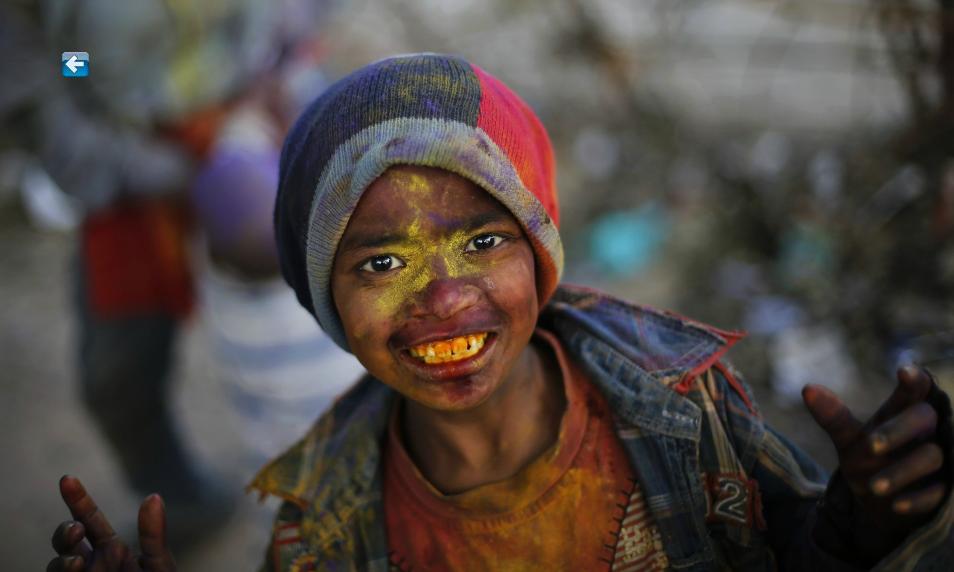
871, 478, 891, 495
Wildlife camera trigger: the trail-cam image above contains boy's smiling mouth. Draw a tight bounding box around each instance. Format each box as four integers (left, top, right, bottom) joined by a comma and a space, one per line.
408, 332, 489, 364
394, 324, 500, 383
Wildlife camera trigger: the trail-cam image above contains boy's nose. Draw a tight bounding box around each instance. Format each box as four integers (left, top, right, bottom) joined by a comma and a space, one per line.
412, 278, 481, 321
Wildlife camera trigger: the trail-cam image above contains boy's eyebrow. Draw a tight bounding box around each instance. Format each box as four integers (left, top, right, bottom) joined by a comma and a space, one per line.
339, 231, 407, 252
340, 211, 515, 252
461, 212, 513, 231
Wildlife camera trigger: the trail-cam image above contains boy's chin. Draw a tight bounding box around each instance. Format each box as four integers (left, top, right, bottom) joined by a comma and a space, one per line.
393, 370, 503, 413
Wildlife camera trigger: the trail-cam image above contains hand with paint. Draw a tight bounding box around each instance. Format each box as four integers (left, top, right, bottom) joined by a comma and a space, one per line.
47, 476, 176, 572
802, 365, 951, 563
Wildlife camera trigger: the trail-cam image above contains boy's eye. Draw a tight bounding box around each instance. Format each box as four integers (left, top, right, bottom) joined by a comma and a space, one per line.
360, 254, 405, 273
465, 233, 506, 252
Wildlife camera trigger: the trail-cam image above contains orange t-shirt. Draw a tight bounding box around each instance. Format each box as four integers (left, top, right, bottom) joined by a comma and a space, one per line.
383, 329, 670, 571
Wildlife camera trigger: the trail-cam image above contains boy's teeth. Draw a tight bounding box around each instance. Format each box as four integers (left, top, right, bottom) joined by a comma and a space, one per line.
410, 332, 488, 364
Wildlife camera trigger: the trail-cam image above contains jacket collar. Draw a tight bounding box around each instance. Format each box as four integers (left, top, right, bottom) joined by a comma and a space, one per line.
247, 374, 394, 548
248, 283, 743, 524
541, 284, 743, 439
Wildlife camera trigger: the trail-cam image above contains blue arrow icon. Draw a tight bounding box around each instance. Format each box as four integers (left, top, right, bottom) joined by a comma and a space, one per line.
62, 52, 89, 77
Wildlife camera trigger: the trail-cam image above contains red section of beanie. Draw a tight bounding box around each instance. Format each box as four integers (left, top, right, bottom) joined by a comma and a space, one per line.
472, 65, 559, 227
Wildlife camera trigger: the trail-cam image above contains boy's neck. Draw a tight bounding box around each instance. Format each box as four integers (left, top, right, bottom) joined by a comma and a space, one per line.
400, 336, 566, 495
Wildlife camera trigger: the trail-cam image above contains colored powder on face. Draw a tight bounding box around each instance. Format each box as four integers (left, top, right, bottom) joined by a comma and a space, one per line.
361, 170, 496, 317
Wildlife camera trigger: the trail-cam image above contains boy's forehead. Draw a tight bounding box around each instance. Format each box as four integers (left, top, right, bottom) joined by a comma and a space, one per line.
376, 165, 473, 201
346, 166, 517, 234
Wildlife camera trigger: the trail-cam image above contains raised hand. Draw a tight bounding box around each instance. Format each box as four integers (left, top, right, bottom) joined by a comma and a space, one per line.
802, 365, 949, 560
47, 475, 176, 572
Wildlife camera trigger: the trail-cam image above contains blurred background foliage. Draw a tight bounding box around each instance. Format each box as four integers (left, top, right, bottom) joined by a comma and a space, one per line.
312, 0, 954, 399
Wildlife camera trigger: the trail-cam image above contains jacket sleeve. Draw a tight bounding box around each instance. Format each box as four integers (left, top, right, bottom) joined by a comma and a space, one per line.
710, 364, 954, 571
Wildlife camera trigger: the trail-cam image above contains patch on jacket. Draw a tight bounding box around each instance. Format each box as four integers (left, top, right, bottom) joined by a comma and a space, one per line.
702, 473, 767, 530
271, 522, 306, 571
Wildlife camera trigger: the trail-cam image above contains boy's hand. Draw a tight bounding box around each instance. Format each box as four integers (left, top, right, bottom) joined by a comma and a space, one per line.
802, 365, 949, 560
47, 476, 176, 572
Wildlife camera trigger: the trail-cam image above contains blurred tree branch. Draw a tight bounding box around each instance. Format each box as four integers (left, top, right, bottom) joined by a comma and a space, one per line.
879, 0, 954, 161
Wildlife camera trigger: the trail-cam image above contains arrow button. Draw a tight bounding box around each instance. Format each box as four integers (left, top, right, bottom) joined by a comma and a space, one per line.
61, 52, 89, 78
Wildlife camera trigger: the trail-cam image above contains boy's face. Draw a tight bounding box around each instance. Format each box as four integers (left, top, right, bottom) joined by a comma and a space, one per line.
331, 165, 539, 411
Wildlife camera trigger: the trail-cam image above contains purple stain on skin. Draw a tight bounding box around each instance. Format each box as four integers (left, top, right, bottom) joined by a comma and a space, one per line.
427, 211, 456, 227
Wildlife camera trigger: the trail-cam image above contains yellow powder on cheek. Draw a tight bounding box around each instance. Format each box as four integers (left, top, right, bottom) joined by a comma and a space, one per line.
371, 263, 429, 316
369, 241, 485, 317
436, 228, 479, 279
369, 235, 484, 319
364, 169, 494, 316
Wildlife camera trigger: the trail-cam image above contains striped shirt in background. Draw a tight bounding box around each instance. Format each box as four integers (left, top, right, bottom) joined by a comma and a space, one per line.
202, 266, 363, 463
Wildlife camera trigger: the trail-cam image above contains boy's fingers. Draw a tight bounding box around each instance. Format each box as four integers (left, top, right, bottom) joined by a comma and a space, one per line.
59, 475, 119, 548
869, 402, 939, 455
51, 521, 81, 553
898, 364, 933, 396
99, 537, 135, 572
51, 521, 92, 560
870, 443, 945, 496
138, 553, 177, 571
870, 365, 934, 426
802, 384, 864, 451
137, 494, 175, 569
892, 481, 948, 515
46, 555, 84, 572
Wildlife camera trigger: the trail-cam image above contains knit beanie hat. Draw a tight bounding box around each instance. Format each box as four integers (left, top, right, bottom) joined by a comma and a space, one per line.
275, 53, 563, 351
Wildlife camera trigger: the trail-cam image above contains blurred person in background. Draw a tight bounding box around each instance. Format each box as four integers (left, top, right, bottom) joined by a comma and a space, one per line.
0, 0, 358, 550
189, 79, 364, 469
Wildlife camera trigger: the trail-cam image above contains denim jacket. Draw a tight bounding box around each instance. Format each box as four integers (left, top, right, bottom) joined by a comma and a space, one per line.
250, 284, 954, 571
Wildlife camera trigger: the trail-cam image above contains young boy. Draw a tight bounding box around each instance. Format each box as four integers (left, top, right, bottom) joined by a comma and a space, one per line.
49, 54, 953, 571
